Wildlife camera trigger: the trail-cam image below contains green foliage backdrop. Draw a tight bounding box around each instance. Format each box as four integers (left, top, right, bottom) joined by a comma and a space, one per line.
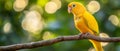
0, 0, 120, 51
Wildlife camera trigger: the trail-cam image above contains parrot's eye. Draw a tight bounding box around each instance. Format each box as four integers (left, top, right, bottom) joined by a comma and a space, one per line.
72, 4, 76, 8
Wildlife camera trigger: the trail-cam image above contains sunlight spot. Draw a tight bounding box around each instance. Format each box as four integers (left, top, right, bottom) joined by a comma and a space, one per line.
87, 1, 100, 14
3, 22, 11, 33
117, 21, 120, 27
22, 11, 44, 33
108, 15, 119, 26
13, 0, 28, 12
43, 31, 55, 40
45, 1, 57, 14
100, 33, 109, 46
51, 0, 62, 9
88, 47, 95, 51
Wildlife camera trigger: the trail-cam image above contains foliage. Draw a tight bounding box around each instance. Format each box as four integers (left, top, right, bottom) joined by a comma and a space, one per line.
0, 0, 120, 51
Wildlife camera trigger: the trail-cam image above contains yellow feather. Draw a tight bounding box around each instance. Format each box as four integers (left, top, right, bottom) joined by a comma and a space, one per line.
83, 11, 99, 35
68, 2, 103, 51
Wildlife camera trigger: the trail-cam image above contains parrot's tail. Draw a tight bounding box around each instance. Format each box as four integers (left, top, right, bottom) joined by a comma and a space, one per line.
89, 39, 104, 51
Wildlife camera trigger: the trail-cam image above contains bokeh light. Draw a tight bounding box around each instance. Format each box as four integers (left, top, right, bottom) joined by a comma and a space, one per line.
108, 15, 119, 26
87, 1, 100, 14
51, 0, 62, 9
22, 10, 44, 33
43, 31, 55, 40
88, 47, 95, 51
118, 21, 120, 27
3, 22, 11, 33
100, 33, 109, 47
45, 1, 58, 14
13, 0, 28, 12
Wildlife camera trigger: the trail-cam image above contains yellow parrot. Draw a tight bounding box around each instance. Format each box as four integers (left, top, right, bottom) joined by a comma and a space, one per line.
68, 2, 103, 51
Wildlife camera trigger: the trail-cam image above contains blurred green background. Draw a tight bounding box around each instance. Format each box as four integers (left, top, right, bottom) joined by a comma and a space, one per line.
0, 0, 120, 51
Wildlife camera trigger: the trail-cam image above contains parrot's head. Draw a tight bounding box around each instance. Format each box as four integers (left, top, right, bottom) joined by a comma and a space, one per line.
68, 2, 86, 16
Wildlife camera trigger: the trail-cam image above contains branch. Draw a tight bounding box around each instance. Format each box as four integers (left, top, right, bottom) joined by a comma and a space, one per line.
0, 33, 120, 51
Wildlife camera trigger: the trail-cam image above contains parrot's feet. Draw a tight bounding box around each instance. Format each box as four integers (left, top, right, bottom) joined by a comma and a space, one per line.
78, 33, 85, 38
78, 32, 91, 39
86, 32, 91, 35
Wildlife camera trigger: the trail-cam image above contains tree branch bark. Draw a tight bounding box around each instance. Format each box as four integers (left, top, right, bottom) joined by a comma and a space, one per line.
0, 33, 120, 51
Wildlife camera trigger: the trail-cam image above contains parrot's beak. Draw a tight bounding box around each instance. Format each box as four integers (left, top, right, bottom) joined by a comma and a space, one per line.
68, 6, 72, 13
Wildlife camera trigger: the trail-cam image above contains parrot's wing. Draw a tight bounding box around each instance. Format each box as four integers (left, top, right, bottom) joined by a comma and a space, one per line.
83, 12, 99, 35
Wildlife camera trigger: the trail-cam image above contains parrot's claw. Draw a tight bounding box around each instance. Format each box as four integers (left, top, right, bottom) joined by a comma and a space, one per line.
86, 32, 91, 35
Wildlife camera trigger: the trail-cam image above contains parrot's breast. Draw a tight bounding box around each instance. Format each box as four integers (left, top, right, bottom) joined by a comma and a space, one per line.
74, 17, 93, 34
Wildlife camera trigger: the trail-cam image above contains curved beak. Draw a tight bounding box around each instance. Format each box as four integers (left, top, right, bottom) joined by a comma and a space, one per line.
68, 6, 72, 13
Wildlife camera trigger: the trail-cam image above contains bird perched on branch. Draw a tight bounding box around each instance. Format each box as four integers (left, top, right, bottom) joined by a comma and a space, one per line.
68, 2, 103, 51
